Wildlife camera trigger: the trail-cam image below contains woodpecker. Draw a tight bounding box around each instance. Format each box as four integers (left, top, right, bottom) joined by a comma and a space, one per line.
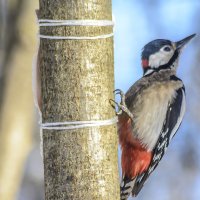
111, 34, 196, 200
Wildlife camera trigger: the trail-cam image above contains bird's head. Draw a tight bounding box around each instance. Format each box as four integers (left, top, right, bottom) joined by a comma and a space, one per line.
141, 34, 196, 76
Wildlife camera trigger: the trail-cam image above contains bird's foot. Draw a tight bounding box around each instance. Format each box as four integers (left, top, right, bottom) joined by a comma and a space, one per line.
110, 89, 134, 121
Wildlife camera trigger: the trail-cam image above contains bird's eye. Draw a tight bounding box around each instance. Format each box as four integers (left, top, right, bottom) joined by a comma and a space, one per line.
163, 46, 171, 52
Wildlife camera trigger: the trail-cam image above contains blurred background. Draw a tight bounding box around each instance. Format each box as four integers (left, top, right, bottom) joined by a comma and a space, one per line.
0, 0, 199, 200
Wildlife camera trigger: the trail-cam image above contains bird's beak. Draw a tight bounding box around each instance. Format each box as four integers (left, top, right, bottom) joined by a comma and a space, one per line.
175, 34, 196, 50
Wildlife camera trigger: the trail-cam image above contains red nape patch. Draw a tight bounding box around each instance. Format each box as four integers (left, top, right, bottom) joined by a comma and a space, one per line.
142, 59, 149, 68
118, 115, 152, 178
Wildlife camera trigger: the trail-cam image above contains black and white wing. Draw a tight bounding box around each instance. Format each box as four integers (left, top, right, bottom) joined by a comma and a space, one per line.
132, 86, 186, 196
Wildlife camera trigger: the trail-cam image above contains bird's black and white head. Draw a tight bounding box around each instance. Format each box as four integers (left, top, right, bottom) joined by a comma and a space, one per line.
141, 34, 196, 76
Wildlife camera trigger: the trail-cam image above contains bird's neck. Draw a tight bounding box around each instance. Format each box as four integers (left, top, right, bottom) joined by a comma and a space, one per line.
142, 50, 180, 76
143, 59, 179, 77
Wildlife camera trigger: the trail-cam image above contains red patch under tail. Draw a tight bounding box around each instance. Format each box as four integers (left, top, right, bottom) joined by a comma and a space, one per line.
118, 114, 152, 199
118, 114, 152, 178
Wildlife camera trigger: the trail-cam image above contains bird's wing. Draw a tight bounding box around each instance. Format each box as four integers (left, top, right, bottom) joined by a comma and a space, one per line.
132, 86, 186, 196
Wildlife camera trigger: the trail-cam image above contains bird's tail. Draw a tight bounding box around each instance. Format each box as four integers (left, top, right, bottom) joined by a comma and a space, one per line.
120, 175, 136, 200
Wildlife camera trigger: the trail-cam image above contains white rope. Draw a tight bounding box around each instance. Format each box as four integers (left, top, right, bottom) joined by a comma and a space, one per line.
38, 19, 114, 27
38, 19, 114, 40
41, 117, 118, 130
39, 33, 114, 40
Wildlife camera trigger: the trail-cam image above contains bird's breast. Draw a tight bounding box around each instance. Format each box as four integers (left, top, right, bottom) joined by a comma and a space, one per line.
131, 80, 183, 151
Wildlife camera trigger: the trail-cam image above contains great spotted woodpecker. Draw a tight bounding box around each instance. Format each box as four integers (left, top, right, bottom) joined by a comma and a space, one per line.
111, 34, 196, 200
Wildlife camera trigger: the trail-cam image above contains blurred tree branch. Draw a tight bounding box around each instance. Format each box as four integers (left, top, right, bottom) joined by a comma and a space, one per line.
0, 1, 38, 199
0, 0, 26, 110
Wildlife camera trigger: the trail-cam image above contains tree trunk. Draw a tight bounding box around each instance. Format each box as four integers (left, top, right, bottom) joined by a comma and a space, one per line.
38, 0, 120, 200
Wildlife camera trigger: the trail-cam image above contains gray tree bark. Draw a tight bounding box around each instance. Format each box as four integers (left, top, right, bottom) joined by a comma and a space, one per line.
38, 0, 120, 199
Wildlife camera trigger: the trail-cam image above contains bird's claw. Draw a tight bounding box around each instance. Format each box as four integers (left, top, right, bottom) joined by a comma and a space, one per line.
109, 89, 126, 115
114, 89, 125, 101
114, 89, 126, 105
109, 99, 123, 115
110, 89, 134, 120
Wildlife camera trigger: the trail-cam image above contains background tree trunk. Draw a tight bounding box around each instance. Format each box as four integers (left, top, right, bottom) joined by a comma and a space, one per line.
0, 1, 38, 199
38, 0, 120, 200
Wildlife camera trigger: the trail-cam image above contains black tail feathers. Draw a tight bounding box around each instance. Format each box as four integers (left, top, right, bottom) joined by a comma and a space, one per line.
120, 176, 136, 200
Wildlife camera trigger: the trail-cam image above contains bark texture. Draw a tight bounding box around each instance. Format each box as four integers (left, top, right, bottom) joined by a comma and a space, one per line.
38, 0, 120, 200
